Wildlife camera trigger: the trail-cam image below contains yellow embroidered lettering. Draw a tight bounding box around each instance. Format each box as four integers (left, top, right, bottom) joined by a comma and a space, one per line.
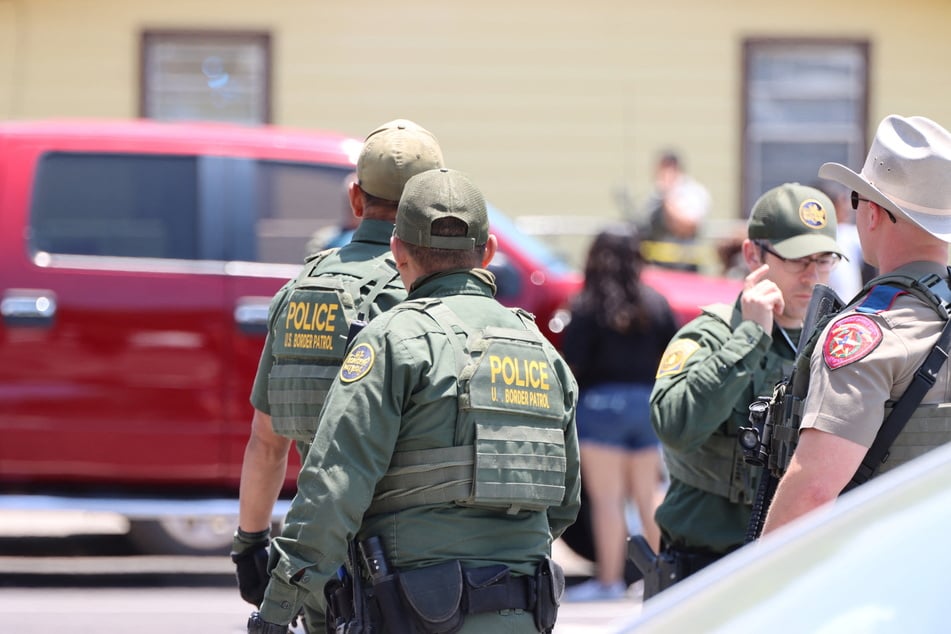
502, 356, 518, 385
287, 301, 302, 330
489, 355, 503, 384
287, 301, 340, 333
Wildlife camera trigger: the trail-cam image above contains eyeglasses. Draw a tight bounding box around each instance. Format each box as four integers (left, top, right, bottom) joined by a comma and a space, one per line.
851, 190, 897, 224
756, 241, 841, 274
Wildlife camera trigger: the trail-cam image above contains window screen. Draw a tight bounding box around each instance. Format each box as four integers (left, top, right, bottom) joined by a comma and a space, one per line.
743, 40, 868, 216
142, 30, 270, 125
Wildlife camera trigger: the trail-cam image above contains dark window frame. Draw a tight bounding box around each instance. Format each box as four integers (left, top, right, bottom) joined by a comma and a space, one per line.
139, 29, 272, 124
740, 38, 870, 217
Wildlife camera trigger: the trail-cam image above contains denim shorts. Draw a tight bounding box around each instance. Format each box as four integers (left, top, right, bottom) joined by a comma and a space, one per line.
575, 382, 658, 451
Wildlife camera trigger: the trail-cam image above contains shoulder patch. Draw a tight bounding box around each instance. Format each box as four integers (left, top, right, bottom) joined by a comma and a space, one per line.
823, 314, 883, 369
340, 343, 375, 383
656, 339, 700, 378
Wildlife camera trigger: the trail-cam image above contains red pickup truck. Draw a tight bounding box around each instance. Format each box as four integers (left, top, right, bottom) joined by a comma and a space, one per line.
0, 119, 741, 554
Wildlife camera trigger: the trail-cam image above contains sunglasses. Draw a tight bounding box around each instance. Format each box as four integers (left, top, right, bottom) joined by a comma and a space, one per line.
851, 190, 897, 224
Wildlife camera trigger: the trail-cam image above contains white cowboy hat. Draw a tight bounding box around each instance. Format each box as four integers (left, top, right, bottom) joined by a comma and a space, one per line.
819, 114, 951, 241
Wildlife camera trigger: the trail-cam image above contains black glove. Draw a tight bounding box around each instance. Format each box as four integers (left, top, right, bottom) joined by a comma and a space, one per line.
231, 527, 271, 606
247, 611, 288, 634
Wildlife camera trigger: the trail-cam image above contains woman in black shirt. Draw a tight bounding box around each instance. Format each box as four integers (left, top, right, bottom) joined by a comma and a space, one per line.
562, 225, 678, 601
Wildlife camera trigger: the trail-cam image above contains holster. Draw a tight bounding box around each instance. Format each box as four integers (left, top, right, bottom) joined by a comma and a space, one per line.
324, 575, 354, 634
532, 556, 564, 633
368, 571, 412, 634
644, 550, 683, 600
628, 535, 719, 600
627, 535, 673, 600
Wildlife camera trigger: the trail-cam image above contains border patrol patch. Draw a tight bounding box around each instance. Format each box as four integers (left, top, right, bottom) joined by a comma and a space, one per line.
340, 343, 375, 383
823, 314, 883, 370
656, 339, 700, 378
799, 198, 828, 230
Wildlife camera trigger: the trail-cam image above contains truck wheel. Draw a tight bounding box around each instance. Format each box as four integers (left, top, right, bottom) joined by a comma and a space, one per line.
127, 516, 236, 556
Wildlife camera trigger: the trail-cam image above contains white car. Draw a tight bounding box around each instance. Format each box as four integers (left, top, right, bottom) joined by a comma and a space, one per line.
615, 440, 951, 633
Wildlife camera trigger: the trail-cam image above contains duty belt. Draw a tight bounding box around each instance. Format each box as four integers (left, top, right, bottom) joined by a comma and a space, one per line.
463, 570, 534, 613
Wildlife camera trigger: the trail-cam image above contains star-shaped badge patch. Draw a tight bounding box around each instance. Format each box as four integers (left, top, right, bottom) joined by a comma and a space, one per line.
823, 314, 883, 370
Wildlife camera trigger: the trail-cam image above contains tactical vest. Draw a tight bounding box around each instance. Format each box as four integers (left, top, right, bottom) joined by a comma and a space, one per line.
772, 272, 951, 480
877, 402, 951, 476
268, 249, 401, 443
662, 303, 791, 505
366, 299, 570, 517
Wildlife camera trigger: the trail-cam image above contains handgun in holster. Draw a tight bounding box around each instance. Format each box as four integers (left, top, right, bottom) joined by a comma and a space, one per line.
323, 543, 374, 634
627, 535, 683, 600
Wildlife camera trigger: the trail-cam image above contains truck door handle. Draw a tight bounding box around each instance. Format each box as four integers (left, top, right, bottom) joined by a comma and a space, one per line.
234, 296, 270, 335
1, 289, 57, 328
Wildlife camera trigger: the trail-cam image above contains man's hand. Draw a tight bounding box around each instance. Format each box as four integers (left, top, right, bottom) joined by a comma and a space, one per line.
231, 527, 271, 606
741, 264, 784, 333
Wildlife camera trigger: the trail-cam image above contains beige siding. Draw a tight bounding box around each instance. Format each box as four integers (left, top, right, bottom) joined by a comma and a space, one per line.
3, 0, 951, 264
0, 2, 14, 116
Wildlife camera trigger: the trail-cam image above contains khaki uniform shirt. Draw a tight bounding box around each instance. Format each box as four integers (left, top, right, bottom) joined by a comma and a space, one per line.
802, 261, 951, 446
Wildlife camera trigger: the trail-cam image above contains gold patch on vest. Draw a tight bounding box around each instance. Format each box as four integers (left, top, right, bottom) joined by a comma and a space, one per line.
656, 339, 700, 378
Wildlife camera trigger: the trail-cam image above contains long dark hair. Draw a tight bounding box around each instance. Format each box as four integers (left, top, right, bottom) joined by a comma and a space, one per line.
574, 224, 648, 333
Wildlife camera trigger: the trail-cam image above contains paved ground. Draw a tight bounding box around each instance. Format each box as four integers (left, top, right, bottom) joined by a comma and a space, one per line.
0, 510, 644, 633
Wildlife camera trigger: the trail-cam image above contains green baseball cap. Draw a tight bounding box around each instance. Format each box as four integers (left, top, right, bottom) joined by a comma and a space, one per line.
747, 182, 845, 259
395, 168, 489, 250
357, 119, 444, 202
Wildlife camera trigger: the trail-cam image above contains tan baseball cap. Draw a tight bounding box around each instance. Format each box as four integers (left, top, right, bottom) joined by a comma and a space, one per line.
747, 182, 845, 259
395, 168, 489, 250
356, 119, 444, 202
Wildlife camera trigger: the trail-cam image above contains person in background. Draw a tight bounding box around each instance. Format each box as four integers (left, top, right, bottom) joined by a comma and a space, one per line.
763, 114, 951, 535
814, 179, 864, 301
232, 119, 444, 633
561, 225, 678, 602
641, 150, 712, 271
248, 168, 580, 633
644, 183, 845, 598
305, 171, 360, 255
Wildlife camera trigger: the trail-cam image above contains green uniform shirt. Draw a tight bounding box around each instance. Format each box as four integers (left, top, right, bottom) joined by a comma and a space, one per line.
650, 297, 797, 553
259, 269, 581, 626
249, 219, 406, 451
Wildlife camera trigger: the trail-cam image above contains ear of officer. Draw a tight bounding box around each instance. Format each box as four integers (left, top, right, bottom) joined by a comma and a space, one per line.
390, 167, 498, 288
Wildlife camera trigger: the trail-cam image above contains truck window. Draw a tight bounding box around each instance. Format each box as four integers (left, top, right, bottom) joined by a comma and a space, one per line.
30, 153, 200, 260
250, 161, 353, 264
28, 152, 353, 264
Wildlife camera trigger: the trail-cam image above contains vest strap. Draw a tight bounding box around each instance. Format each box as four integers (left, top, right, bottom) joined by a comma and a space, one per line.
845, 310, 951, 491
844, 269, 951, 490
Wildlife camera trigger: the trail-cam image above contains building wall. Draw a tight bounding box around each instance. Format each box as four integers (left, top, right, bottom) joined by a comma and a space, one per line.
2, 0, 950, 264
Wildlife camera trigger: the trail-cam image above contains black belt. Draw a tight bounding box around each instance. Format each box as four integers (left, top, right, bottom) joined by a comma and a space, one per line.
661, 543, 728, 576
465, 573, 535, 614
